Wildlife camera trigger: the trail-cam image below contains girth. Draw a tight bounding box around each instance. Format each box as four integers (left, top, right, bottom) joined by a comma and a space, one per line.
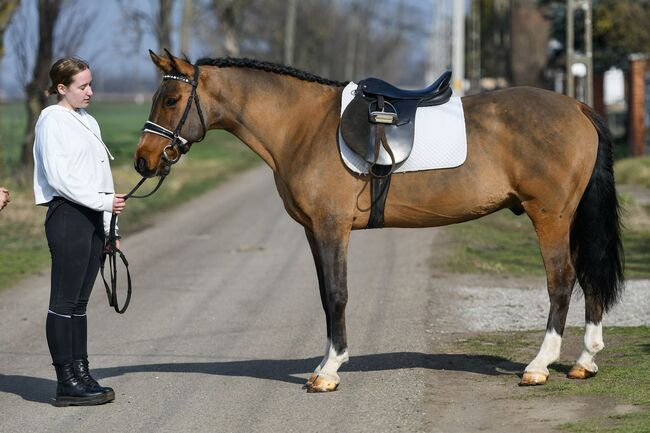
340, 71, 453, 229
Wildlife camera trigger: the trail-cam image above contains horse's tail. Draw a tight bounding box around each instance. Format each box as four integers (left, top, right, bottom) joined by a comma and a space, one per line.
570, 104, 624, 313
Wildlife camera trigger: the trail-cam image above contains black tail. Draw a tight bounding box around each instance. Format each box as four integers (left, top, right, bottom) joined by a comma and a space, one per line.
570, 105, 624, 313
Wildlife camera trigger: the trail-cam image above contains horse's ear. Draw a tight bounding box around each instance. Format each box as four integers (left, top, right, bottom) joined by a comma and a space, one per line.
164, 49, 194, 78
149, 50, 174, 73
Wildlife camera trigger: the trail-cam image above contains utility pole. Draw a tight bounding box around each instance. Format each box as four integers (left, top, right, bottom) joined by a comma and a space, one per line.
452, 0, 465, 95
566, 0, 593, 106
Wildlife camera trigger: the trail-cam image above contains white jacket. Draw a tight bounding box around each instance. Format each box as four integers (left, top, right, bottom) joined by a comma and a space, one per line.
33, 105, 117, 235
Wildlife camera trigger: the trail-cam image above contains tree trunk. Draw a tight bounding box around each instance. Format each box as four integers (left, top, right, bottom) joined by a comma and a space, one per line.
0, 0, 20, 61
19, 0, 62, 176
0, 0, 20, 171
158, 0, 173, 52
180, 0, 193, 55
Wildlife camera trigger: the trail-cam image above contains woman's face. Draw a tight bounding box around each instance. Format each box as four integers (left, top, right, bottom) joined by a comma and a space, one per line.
57, 68, 93, 110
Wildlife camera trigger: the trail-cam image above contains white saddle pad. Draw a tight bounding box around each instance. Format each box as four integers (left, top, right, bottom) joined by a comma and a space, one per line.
338, 81, 468, 174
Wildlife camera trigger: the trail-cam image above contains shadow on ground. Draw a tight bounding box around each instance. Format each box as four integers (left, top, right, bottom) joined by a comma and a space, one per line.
95, 351, 526, 384
0, 352, 529, 404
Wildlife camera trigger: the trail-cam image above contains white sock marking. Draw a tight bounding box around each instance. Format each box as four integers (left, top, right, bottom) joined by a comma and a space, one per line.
525, 330, 562, 375
576, 322, 603, 372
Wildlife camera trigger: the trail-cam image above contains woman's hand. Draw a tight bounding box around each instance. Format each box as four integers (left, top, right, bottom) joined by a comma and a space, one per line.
112, 194, 126, 214
0, 187, 10, 211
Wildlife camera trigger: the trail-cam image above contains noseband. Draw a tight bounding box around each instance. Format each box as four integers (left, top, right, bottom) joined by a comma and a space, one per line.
142, 63, 207, 165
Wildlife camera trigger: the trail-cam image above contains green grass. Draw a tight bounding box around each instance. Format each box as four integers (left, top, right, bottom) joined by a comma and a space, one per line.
616, 156, 650, 189
445, 210, 545, 277
0, 101, 260, 291
443, 154, 650, 279
445, 208, 650, 278
452, 327, 650, 433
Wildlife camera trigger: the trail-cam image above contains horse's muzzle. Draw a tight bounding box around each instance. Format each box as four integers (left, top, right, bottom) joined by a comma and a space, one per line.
135, 157, 162, 178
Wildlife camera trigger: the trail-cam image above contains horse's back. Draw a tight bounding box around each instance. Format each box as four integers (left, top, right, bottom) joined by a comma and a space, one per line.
380, 87, 599, 228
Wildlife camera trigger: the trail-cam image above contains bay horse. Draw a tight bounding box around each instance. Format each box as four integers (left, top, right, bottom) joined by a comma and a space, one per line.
134, 51, 624, 392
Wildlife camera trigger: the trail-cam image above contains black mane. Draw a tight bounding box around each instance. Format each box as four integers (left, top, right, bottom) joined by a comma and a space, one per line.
195, 57, 349, 87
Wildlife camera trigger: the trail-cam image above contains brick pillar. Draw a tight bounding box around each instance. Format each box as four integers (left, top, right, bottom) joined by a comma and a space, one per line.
628, 54, 647, 156
593, 72, 606, 121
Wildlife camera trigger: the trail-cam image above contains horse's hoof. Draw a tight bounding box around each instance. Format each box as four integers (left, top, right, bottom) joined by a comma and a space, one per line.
567, 365, 597, 380
305, 374, 339, 393
304, 373, 318, 388
519, 371, 548, 386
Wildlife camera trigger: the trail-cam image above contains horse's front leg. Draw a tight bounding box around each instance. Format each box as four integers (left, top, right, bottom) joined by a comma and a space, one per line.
304, 225, 351, 392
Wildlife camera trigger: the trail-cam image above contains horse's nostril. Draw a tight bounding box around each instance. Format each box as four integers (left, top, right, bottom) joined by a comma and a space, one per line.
137, 157, 146, 173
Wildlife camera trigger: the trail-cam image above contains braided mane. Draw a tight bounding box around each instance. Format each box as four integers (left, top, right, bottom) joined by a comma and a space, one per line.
195, 57, 349, 87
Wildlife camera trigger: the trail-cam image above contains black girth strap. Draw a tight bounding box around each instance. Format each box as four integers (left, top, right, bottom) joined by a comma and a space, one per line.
366, 95, 394, 229
367, 165, 392, 229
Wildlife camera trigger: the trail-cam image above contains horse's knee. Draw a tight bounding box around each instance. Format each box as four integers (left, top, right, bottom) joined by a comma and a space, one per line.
327, 290, 348, 312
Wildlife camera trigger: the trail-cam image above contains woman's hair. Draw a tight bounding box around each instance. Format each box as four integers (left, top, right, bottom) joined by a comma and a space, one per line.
47, 57, 90, 97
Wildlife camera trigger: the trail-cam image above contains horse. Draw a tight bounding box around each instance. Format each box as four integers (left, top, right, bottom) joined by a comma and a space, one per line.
134, 51, 624, 392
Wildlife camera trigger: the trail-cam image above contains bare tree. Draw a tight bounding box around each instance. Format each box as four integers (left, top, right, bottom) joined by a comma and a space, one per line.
19, 0, 62, 174
510, 0, 550, 87
180, 0, 193, 55
0, 0, 20, 170
208, 0, 253, 56
189, 0, 427, 85
0, 0, 20, 61
159, 0, 173, 51
119, 0, 176, 55
12, 0, 95, 174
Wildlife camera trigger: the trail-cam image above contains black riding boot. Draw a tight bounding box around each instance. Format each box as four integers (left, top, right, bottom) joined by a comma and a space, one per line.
53, 363, 111, 407
72, 358, 115, 400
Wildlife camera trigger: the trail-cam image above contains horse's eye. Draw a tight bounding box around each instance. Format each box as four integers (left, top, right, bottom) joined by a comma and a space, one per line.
165, 97, 178, 107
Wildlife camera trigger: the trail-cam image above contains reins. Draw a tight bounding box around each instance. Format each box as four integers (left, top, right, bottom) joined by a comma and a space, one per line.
100, 176, 166, 314
100, 62, 206, 314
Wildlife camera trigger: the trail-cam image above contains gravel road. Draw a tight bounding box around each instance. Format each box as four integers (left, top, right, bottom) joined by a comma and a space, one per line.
0, 165, 647, 433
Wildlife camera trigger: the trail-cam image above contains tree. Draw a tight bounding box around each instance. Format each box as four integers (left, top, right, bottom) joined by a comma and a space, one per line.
180, 0, 193, 55
119, 0, 177, 54
543, 0, 650, 72
159, 0, 173, 51
19, 0, 62, 174
510, 0, 551, 87
207, 0, 252, 57
592, 0, 650, 70
0, 0, 20, 169
0, 0, 20, 61
12, 0, 95, 175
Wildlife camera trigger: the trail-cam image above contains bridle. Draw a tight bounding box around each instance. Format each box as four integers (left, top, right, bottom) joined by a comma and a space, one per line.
142, 63, 207, 166
100, 62, 207, 314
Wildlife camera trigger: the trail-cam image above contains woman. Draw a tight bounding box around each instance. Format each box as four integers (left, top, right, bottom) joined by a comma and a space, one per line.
33, 57, 126, 407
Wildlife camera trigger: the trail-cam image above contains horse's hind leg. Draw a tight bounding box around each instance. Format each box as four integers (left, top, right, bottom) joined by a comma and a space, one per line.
520, 210, 577, 386
304, 226, 351, 392
567, 292, 604, 379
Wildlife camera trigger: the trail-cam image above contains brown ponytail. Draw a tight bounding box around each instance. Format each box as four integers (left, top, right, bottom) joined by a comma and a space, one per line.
47, 57, 90, 97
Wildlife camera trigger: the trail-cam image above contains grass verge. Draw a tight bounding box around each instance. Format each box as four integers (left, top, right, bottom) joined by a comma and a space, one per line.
443, 156, 650, 278
0, 101, 260, 290
450, 326, 650, 433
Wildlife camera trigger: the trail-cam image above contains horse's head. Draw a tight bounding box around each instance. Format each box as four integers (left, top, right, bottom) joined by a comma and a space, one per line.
134, 50, 207, 177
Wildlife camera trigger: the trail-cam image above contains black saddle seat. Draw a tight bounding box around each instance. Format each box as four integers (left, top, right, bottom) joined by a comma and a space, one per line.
359, 71, 452, 101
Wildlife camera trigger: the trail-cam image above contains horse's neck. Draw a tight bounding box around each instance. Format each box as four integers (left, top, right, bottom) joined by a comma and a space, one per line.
212, 69, 341, 172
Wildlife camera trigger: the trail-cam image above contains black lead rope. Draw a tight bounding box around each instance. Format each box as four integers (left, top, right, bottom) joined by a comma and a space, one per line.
100, 176, 166, 313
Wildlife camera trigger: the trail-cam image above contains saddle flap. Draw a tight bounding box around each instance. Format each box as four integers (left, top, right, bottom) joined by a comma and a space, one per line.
340, 96, 416, 166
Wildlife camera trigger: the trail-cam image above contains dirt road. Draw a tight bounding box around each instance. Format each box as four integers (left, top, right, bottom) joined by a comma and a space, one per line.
0, 165, 646, 432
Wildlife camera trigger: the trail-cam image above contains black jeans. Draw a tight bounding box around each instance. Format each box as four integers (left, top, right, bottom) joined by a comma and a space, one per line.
45, 198, 104, 365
